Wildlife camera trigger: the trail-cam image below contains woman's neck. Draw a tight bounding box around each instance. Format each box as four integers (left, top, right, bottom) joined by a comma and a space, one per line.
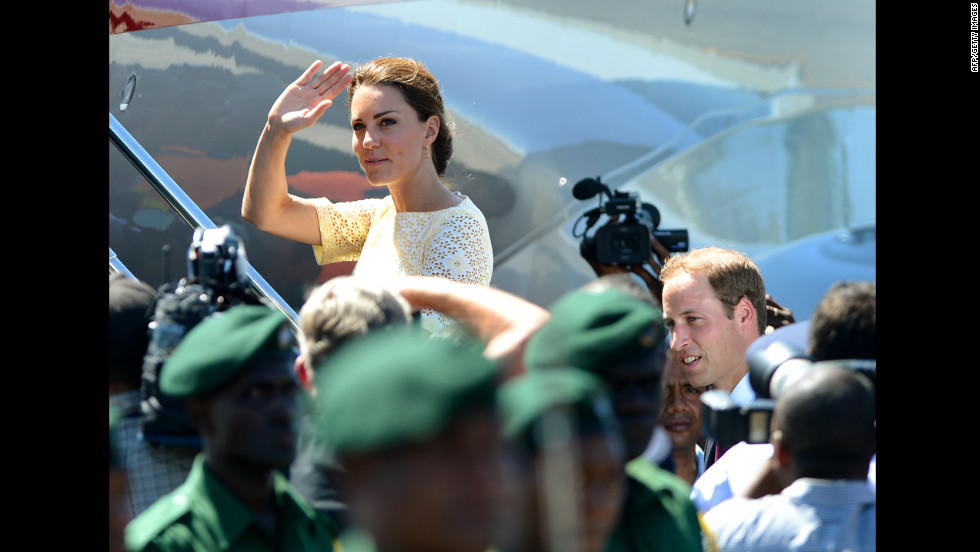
389, 177, 461, 213
384, 159, 462, 212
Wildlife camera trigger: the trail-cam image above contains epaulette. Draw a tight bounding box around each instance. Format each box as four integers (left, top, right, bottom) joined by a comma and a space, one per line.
124, 488, 195, 551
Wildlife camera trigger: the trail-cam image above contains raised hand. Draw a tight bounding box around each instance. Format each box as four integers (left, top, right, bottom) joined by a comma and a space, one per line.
268, 60, 353, 134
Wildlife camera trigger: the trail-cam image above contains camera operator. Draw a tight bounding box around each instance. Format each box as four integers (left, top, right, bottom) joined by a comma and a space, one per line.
139, 226, 267, 452
691, 280, 876, 512
572, 177, 687, 305
701, 363, 876, 551
581, 214, 674, 303
113, 226, 268, 516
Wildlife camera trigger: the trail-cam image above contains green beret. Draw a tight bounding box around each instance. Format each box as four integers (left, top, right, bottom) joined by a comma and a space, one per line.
160, 305, 295, 398
498, 367, 619, 443
315, 327, 499, 456
524, 287, 666, 374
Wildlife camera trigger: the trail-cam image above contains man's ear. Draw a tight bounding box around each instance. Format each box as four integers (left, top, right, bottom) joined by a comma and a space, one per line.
771, 429, 790, 468
735, 296, 756, 332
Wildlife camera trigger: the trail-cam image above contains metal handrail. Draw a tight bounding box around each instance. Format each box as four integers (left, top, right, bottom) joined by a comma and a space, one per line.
109, 247, 137, 280
109, 113, 299, 331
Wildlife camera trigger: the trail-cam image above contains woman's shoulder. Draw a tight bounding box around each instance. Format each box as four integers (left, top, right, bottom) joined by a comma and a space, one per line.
397, 193, 481, 220
445, 193, 487, 220
428, 195, 489, 236
452, 192, 475, 209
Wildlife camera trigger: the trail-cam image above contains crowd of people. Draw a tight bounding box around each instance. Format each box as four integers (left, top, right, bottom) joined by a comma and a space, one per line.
109, 55, 875, 552
109, 263, 875, 552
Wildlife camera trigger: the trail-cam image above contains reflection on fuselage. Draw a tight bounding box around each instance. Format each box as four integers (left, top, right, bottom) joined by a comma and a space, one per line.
109, 0, 875, 315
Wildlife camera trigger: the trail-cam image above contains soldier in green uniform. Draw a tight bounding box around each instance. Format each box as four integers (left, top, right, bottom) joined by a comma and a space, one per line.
124, 305, 341, 552
313, 325, 509, 552
524, 282, 705, 552
497, 367, 627, 552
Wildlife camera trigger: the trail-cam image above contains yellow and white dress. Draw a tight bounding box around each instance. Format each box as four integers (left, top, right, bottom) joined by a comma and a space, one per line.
311, 192, 493, 336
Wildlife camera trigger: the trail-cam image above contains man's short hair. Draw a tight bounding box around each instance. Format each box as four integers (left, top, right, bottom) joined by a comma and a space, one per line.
298, 277, 411, 369
775, 363, 875, 479
659, 247, 767, 336
109, 272, 157, 388
807, 281, 876, 361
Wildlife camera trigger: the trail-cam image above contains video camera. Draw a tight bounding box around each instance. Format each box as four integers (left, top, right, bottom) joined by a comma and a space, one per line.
185, 225, 257, 307
571, 176, 689, 266
139, 225, 264, 448
700, 340, 876, 451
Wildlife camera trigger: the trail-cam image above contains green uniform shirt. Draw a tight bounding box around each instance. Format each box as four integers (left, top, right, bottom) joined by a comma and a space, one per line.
604, 457, 704, 552
125, 454, 340, 552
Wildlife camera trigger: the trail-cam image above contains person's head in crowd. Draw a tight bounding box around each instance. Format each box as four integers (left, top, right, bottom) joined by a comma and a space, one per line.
109, 272, 157, 395
348, 56, 455, 180
109, 407, 130, 552
658, 353, 707, 485
701, 362, 877, 551
524, 279, 668, 461
746, 279, 875, 375
770, 362, 876, 485
295, 276, 411, 390
161, 305, 300, 474
659, 246, 766, 392
807, 280, 876, 361
498, 368, 626, 552
316, 327, 507, 552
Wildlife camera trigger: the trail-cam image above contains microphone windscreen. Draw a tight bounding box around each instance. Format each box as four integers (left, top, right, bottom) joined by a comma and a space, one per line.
572, 178, 602, 200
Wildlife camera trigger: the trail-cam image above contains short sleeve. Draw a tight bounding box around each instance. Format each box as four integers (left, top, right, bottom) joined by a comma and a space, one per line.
311, 197, 383, 265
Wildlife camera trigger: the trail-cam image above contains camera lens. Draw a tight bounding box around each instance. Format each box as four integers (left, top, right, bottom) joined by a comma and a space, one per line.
748, 341, 811, 399
614, 236, 637, 251
595, 224, 648, 265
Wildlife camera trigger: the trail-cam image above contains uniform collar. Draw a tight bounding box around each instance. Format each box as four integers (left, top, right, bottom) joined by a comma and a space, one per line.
193, 456, 316, 548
